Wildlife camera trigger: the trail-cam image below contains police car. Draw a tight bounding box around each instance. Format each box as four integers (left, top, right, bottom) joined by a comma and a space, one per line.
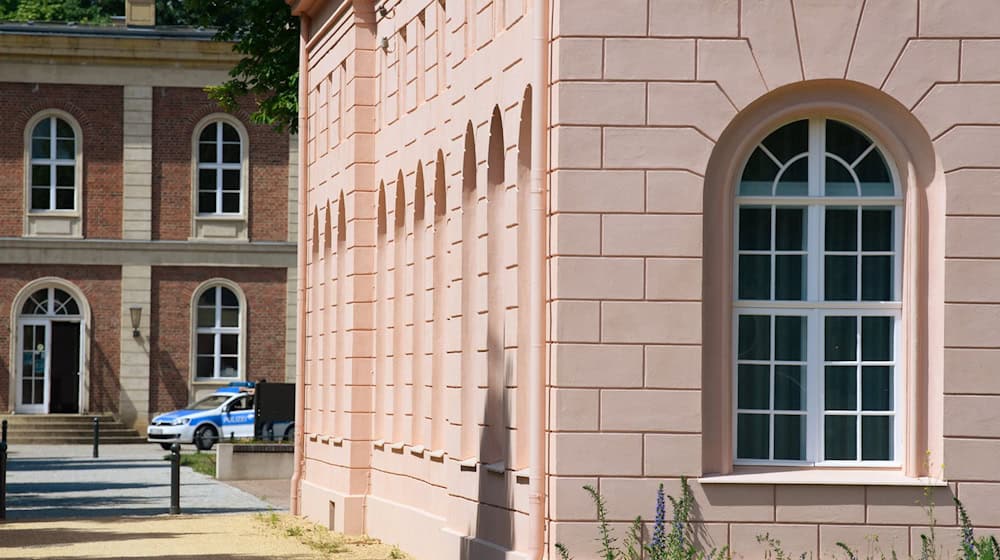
147, 382, 262, 450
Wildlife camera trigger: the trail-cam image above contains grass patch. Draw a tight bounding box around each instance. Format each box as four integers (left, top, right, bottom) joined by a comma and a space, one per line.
256, 512, 410, 559
162, 451, 216, 477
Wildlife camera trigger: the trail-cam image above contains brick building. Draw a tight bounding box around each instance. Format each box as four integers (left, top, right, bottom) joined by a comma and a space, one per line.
291, 0, 1000, 559
0, 2, 297, 431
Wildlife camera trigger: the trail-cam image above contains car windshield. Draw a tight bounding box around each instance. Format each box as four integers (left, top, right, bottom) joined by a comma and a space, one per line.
186, 394, 230, 410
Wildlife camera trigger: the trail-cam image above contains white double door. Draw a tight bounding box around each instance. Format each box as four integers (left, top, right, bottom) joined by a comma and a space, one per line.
16, 319, 82, 414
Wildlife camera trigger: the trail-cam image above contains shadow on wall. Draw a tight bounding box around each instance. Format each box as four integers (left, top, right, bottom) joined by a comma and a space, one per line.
461, 332, 516, 559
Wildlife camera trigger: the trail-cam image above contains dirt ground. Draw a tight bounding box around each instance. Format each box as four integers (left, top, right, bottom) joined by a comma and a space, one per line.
0, 513, 408, 560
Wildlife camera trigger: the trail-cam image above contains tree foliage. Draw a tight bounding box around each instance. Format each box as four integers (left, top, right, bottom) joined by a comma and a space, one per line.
0, 0, 300, 133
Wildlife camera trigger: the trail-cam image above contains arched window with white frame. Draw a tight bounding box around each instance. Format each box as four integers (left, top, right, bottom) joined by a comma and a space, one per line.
27, 112, 81, 212
195, 118, 245, 216
734, 118, 902, 465
194, 283, 245, 380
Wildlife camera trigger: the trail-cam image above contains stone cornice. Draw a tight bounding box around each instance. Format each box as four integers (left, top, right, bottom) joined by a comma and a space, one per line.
0, 238, 296, 268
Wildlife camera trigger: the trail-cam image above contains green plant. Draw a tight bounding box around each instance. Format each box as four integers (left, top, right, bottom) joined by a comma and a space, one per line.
956, 497, 1000, 560
557, 478, 728, 560
162, 450, 216, 477
389, 545, 406, 559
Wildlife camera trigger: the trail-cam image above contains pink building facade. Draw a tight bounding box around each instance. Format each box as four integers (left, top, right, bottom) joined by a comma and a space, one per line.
288, 0, 1000, 558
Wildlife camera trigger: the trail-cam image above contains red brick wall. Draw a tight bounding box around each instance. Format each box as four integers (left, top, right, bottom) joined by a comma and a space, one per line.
0, 266, 121, 412
149, 266, 288, 413
0, 83, 123, 239
151, 88, 289, 242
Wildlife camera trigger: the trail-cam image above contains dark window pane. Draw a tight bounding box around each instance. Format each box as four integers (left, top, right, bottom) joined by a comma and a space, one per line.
220, 357, 239, 377
222, 170, 240, 190
861, 317, 893, 361
220, 288, 238, 306
32, 165, 50, 187
738, 315, 770, 361
774, 316, 805, 361
222, 193, 240, 213
861, 256, 892, 301
825, 316, 857, 361
739, 147, 778, 196
222, 143, 240, 163
22, 380, 33, 403
739, 207, 771, 250
773, 415, 805, 460
737, 414, 769, 460
775, 157, 808, 196
862, 208, 893, 251
861, 416, 892, 460
199, 169, 216, 190
220, 334, 239, 355
220, 308, 239, 327
738, 255, 771, 300
825, 120, 871, 164
856, 149, 893, 196
774, 365, 804, 411
199, 142, 216, 163
862, 366, 892, 411
196, 356, 214, 377
200, 125, 217, 143
825, 255, 857, 301
825, 415, 857, 460
199, 192, 216, 214
737, 364, 770, 410
31, 187, 50, 210
32, 120, 49, 139
826, 157, 857, 196
762, 120, 808, 164
31, 138, 50, 158
775, 208, 805, 250
197, 333, 214, 354
55, 188, 74, 210
825, 366, 857, 410
56, 165, 74, 187
221, 123, 239, 142
200, 288, 216, 306
197, 308, 215, 327
56, 139, 74, 159
775, 255, 804, 301
55, 118, 73, 138
826, 207, 858, 251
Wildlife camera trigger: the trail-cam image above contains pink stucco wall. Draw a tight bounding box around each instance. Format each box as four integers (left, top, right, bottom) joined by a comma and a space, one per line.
292, 0, 1000, 558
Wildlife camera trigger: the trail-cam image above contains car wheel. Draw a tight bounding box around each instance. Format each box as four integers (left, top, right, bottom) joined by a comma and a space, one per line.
194, 425, 218, 451
282, 424, 294, 443
159, 443, 173, 450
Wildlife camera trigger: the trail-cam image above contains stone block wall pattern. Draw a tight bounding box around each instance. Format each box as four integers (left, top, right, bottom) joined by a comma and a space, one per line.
291, 0, 1000, 558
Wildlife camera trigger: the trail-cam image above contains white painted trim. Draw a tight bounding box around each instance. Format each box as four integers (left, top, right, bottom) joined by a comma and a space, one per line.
22, 109, 84, 238
190, 113, 250, 240
189, 279, 248, 390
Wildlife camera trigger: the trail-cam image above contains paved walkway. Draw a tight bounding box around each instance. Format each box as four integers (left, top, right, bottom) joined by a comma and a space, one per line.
3, 444, 280, 520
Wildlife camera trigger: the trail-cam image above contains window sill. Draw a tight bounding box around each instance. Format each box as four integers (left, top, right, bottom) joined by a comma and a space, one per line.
699, 469, 947, 487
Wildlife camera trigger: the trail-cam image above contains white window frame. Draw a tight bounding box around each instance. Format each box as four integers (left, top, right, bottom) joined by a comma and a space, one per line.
191, 280, 247, 382
23, 110, 84, 238
732, 118, 904, 467
190, 114, 250, 241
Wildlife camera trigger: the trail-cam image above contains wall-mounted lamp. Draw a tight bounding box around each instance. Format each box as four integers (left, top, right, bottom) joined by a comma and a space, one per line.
130, 306, 142, 338
380, 36, 390, 51
378, 5, 393, 18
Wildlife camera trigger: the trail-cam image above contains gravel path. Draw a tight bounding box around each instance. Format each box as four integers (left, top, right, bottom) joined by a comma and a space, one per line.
3, 444, 277, 520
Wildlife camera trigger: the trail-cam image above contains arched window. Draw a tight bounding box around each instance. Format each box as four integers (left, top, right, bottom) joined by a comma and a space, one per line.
29, 114, 79, 211
734, 118, 901, 465
21, 287, 81, 316
196, 120, 244, 215
195, 284, 243, 379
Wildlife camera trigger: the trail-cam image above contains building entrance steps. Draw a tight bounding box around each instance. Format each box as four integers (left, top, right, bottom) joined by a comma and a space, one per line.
0, 414, 144, 444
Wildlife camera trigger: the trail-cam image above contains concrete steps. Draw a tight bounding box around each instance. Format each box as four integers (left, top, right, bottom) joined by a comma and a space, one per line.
0, 413, 145, 444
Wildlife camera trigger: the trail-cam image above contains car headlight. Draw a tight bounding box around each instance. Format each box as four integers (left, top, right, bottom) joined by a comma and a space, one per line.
170, 418, 191, 426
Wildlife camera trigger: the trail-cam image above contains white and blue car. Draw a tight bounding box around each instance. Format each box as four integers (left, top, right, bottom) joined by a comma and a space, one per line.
147, 383, 261, 450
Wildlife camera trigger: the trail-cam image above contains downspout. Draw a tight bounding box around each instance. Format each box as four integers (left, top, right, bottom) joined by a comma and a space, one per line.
526, 0, 548, 557
290, 11, 310, 517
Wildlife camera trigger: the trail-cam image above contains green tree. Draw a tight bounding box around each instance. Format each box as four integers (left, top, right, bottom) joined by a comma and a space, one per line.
1, 0, 108, 22
184, 0, 299, 133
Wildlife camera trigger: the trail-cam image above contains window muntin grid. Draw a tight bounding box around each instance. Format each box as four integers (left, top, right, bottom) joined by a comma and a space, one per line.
196, 122, 242, 215
30, 117, 76, 211
734, 118, 902, 466
195, 285, 241, 379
